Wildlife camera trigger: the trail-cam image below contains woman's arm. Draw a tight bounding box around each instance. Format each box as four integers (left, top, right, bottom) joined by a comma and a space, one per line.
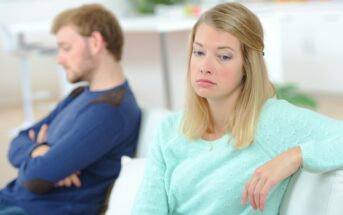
243, 99, 343, 212
242, 146, 302, 212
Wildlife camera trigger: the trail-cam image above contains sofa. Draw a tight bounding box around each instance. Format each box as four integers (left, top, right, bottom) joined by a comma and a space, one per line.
106, 108, 343, 215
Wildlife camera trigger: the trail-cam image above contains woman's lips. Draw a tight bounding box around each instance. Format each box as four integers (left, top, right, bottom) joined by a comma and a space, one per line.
196, 79, 216, 87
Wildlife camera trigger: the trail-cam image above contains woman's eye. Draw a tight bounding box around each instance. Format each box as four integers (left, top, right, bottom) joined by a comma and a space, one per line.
193, 50, 204, 57
219, 54, 232, 61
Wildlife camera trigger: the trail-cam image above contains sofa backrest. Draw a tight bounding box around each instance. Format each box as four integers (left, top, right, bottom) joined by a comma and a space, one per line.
134, 107, 172, 158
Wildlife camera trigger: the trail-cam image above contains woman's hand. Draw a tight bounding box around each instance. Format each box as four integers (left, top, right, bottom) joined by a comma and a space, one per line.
242, 147, 303, 212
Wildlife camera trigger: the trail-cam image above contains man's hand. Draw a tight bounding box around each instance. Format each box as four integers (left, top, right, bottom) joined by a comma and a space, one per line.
56, 172, 82, 188
242, 147, 302, 212
29, 124, 82, 188
30, 124, 50, 158
28, 124, 48, 143
31, 144, 50, 158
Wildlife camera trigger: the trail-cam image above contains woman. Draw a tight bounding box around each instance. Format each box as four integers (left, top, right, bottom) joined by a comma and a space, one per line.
133, 2, 343, 214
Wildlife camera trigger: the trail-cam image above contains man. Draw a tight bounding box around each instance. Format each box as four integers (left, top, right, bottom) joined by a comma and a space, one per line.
0, 4, 141, 215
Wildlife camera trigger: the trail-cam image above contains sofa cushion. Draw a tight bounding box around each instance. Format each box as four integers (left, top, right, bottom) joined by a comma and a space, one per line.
106, 156, 146, 215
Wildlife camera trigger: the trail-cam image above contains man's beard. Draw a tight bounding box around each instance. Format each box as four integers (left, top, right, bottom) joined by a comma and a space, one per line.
69, 52, 95, 84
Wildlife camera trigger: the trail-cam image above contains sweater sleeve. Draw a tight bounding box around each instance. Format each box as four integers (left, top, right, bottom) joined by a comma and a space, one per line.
257, 99, 343, 173
296, 113, 343, 172
7, 96, 72, 168
16, 104, 125, 194
132, 118, 170, 215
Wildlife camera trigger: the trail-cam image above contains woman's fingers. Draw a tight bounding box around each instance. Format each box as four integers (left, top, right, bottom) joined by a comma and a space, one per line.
253, 177, 267, 211
259, 179, 274, 211
247, 177, 259, 210
242, 176, 260, 209
242, 169, 271, 212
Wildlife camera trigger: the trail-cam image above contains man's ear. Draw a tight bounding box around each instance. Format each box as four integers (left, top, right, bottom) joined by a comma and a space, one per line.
90, 31, 106, 54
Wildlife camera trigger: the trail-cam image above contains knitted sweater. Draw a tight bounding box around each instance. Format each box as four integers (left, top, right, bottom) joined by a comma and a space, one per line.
133, 98, 343, 215
1, 81, 141, 215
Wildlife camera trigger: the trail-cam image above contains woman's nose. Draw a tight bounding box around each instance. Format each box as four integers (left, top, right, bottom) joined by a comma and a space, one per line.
199, 57, 213, 74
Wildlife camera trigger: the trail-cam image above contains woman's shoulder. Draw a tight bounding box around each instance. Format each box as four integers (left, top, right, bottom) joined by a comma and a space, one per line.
153, 112, 185, 150
260, 98, 304, 120
257, 98, 303, 134
259, 98, 342, 132
159, 111, 183, 131
262, 98, 292, 112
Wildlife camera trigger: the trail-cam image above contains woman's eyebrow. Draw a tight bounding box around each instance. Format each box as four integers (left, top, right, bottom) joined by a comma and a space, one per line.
193, 41, 203, 47
218, 46, 235, 52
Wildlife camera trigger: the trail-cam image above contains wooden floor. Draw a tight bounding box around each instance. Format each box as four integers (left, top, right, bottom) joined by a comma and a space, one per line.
0, 95, 342, 187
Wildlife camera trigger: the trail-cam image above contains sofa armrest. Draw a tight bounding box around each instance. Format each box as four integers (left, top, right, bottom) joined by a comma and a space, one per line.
280, 169, 343, 215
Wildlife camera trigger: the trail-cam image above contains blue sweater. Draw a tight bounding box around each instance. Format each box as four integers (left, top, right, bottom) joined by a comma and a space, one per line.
133, 99, 343, 215
1, 81, 141, 215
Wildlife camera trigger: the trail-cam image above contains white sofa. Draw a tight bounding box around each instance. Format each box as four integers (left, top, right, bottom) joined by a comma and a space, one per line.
106, 108, 343, 215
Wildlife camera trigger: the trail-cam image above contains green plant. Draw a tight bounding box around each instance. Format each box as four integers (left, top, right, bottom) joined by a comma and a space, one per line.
131, 0, 184, 14
275, 83, 318, 109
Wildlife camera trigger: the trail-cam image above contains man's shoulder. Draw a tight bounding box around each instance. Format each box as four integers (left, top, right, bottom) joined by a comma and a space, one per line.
90, 81, 137, 108
68, 86, 87, 98
90, 87, 126, 108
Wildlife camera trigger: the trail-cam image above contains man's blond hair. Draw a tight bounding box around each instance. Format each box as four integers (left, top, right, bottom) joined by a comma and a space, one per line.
51, 4, 124, 61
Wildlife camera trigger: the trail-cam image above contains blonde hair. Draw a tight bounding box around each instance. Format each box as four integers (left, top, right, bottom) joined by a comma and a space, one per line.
182, 2, 275, 149
51, 4, 124, 61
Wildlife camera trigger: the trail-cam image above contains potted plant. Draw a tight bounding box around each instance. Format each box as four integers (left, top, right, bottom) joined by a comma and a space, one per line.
275, 83, 317, 109
131, 0, 184, 14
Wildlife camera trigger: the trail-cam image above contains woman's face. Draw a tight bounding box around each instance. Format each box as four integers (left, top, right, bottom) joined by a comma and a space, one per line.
190, 23, 244, 102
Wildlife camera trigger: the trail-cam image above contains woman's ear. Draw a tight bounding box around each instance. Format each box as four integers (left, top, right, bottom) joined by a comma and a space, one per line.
90, 31, 106, 54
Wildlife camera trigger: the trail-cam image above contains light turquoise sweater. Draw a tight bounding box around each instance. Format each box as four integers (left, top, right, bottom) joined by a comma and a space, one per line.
133, 99, 343, 215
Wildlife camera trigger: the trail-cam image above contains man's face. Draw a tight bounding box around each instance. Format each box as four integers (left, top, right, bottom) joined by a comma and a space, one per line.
56, 25, 95, 83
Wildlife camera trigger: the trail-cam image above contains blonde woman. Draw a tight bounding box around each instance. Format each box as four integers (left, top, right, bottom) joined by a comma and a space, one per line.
133, 2, 343, 214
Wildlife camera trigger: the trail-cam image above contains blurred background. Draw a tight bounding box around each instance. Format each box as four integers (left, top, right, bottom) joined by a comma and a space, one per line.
1, 0, 343, 187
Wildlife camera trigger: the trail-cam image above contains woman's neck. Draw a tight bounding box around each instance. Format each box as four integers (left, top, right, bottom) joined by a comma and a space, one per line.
205, 86, 242, 139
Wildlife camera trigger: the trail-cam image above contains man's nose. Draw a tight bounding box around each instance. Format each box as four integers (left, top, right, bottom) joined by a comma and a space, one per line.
56, 53, 64, 64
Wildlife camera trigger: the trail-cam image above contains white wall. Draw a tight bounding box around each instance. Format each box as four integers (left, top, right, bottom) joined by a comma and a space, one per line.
1, 1, 343, 110
281, 11, 343, 94
0, 0, 129, 24
122, 33, 168, 108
